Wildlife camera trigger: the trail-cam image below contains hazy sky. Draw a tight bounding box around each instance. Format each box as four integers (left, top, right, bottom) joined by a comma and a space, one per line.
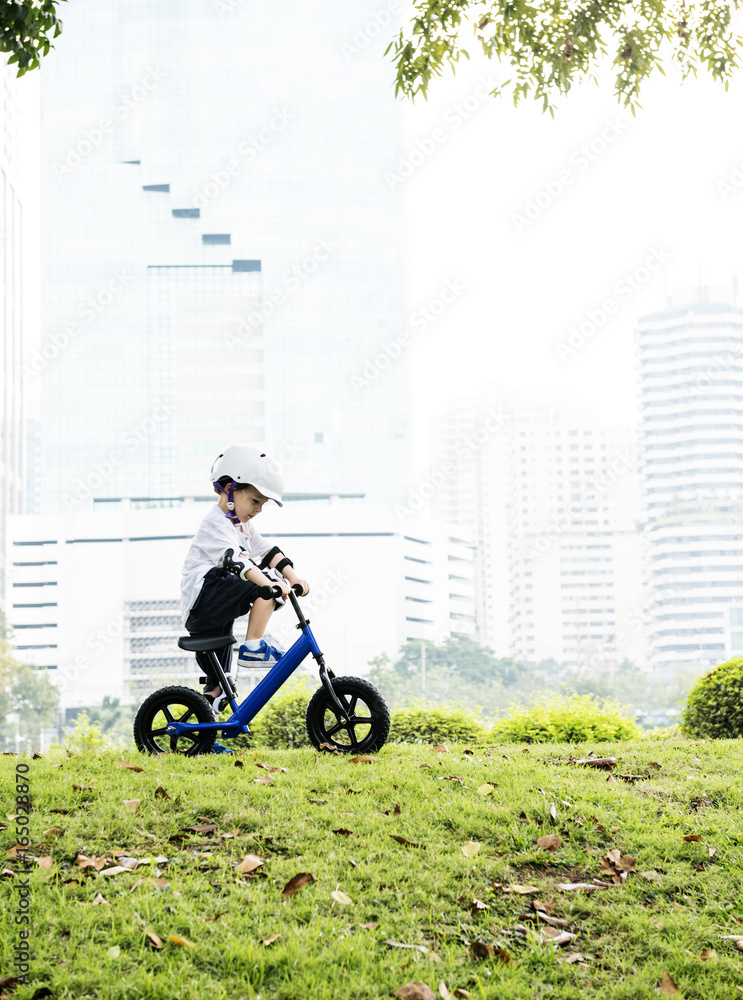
399, 23, 743, 428
23, 6, 743, 442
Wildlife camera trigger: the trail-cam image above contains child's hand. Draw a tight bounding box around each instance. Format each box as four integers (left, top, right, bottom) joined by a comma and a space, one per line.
294, 579, 310, 596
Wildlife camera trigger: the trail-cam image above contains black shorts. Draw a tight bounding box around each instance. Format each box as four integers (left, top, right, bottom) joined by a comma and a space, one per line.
184, 567, 272, 687
185, 566, 263, 635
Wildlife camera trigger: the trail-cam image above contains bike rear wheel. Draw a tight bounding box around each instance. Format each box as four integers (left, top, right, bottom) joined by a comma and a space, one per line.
134, 685, 216, 756
305, 676, 390, 753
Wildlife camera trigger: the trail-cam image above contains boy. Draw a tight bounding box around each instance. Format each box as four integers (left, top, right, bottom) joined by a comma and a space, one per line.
180, 445, 309, 721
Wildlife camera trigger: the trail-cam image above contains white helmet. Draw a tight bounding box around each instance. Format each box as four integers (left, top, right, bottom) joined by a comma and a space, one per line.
210, 445, 284, 506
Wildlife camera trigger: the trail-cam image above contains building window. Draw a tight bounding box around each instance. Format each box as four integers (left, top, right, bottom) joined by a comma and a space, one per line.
172, 208, 200, 219
202, 234, 231, 245
232, 259, 261, 272
143, 184, 169, 193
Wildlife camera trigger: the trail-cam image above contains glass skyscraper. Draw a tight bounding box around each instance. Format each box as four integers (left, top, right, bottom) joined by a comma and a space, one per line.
40, 0, 411, 509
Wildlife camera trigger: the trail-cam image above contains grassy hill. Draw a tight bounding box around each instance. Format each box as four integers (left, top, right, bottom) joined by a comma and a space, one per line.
1, 739, 742, 1000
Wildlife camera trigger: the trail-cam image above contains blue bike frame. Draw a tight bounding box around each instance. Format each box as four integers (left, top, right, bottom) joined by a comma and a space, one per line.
165, 594, 342, 740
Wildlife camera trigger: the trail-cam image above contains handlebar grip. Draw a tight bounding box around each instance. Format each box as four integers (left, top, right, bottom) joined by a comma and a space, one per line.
292, 583, 304, 595
258, 584, 284, 600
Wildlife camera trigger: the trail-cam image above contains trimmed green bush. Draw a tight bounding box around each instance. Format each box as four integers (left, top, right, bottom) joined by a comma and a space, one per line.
249, 675, 315, 748
682, 657, 743, 739
389, 700, 486, 744
490, 694, 641, 743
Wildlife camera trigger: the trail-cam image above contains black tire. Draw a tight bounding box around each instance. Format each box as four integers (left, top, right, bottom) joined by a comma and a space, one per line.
305, 676, 390, 753
133, 685, 216, 756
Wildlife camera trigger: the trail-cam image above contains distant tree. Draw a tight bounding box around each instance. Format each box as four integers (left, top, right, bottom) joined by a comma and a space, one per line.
387, 1, 742, 112
368, 634, 528, 709
84, 695, 123, 734
9, 661, 58, 747
1, 0, 65, 77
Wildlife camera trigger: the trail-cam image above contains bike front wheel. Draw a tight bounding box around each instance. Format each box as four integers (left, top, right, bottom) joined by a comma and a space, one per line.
305, 676, 390, 753
133, 685, 216, 756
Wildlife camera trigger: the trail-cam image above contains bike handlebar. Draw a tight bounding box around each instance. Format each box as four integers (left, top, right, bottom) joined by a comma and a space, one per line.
222, 549, 304, 599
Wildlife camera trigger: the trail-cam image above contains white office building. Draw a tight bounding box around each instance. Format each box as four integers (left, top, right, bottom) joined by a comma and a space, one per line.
1, 58, 38, 600
39, 0, 411, 510
505, 410, 644, 671
637, 287, 743, 672
7, 501, 475, 722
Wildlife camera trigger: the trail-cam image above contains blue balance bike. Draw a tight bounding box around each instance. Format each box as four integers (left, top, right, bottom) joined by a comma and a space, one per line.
133, 551, 390, 756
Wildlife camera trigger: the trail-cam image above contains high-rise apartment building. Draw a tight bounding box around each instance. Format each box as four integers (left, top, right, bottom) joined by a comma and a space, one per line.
0, 57, 36, 601
40, 0, 410, 510
507, 412, 644, 670
637, 287, 743, 672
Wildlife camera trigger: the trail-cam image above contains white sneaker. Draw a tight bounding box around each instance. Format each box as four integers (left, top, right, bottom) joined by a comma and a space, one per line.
237, 639, 284, 667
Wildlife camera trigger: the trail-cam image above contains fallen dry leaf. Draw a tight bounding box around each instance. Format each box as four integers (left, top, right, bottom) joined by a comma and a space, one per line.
432, 745, 449, 754
308, 798, 326, 804
606, 775, 617, 785
476, 784, 495, 796
281, 872, 314, 898
42, 827, 64, 838
236, 854, 264, 874
264, 933, 282, 946
154, 786, 170, 799
91, 893, 108, 905
107, 945, 120, 959
123, 799, 141, 814
331, 889, 353, 905
361, 921, 379, 930
167, 935, 195, 948
683, 834, 702, 843
428, 950, 442, 963
660, 970, 678, 995
187, 823, 218, 834
256, 762, 287, 772
542, 929, 576, 946
565, 952, 588, 964
348, 755, 375, 764
119, 761, 144, 772
438, 981, 452, 1000
699, 949, 717, 962
461, 841, 481, 858
639, 870, 663, 883
510, 884, 539, 894
346, 788, 362, 794
129, 877, 169, 891
575, 757, 616, 768
394, 983, 436, 1000
332, 828, 355, 837
390, 835, 423, 848
470, 898, 489, 915
452, 991, 471, 999
253, 776, 274, 786
145, 930, 163, 949
385, 940, 429, 955
537, 834, 562, 852
99, 866, 130, 877
36, 855, 52, 870
470, 942, 510, 963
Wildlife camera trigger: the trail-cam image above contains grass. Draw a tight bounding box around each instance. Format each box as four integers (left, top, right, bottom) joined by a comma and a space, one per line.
1, 738, 743, 1000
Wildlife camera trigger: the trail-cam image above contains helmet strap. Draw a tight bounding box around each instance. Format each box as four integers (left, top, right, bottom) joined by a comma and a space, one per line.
214, 481, 241, 525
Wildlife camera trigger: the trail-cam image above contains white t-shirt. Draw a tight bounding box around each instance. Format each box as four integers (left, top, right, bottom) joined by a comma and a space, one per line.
180, 504, 271, 622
